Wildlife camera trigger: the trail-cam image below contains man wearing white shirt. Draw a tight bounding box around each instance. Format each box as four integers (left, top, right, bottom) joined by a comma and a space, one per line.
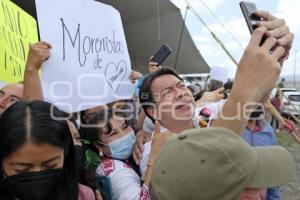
137, 67, 228, 174
133, 72, 227, 166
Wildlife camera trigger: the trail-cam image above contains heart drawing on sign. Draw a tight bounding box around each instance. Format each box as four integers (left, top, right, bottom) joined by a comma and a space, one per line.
105, 60, 127, 93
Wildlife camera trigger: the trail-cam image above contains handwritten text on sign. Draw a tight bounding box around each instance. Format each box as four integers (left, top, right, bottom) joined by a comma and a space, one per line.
35, 0, 133, 112
0, 0, 38, 83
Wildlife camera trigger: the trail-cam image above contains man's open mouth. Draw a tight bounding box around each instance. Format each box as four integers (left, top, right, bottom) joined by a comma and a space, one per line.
175, 101, 192, 110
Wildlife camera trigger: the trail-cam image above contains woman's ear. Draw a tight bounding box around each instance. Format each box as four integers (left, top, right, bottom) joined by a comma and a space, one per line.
67, 120, 82, 146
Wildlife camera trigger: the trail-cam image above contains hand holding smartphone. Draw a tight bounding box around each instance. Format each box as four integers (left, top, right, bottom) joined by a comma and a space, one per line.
150, 43, 172, 66
240, 1, 266, 45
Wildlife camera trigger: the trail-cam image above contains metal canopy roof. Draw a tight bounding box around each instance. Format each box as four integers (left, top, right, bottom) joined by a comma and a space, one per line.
98, 0, 210, 74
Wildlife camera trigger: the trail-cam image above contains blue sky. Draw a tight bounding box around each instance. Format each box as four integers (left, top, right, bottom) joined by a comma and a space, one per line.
170, 0, 300, 79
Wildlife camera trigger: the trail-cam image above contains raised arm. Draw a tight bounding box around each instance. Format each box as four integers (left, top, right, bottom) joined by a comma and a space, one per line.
23, 41, 52, 101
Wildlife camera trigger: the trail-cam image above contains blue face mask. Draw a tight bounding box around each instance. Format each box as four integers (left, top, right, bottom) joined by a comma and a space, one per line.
107, 130, 136, 160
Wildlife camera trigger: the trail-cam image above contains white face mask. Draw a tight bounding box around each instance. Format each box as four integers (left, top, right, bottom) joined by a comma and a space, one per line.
106, 130, 136, 160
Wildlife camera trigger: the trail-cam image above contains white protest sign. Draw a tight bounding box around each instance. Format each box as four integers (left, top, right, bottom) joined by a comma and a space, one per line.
35, 0, 133, 112
209, 66, 228, 83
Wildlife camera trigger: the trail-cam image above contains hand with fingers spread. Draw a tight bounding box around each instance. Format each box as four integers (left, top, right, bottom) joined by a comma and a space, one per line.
133, 130, 151, 165
255, 11, 294, 62
25, 41, 52, 72
129, 70, 142, 83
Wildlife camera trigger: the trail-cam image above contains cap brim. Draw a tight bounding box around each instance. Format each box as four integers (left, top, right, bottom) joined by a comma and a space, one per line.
247, 146, 295, 188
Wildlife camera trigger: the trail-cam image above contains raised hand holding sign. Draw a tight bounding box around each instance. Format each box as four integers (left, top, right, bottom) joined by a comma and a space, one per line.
35, 0, 133, 112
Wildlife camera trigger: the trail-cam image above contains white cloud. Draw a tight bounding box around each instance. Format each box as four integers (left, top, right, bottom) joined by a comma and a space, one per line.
281, 50, 300, 76
219, 17, 250, 44
275, 0, 300, 78
174, 0, 300, 78
276, 0, 300, 33
224, 41, 240, 51
197, 16, 249, 56
193, 35, 211, 43
170, 0, 224, 12
195, 39, 238, 78
190, 15, 254, 78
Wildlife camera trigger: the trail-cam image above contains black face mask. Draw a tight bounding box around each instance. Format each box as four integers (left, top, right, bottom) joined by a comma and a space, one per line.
1, 168, 62, 200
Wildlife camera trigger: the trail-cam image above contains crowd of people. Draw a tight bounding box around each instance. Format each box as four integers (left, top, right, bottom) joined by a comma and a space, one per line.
0, 9, 297, 200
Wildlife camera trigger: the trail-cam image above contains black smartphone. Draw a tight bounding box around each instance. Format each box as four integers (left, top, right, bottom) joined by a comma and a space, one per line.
150, 44, 172, 65
240, 1, 266, 44
95, 175, 113, 200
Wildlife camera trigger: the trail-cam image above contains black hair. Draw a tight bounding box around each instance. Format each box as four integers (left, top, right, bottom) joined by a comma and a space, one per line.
79, 109, 111, 190
80, 108, 112, 144
0, 101, 78, 200
139, 67, 183, 123
224, 81, 233, 91
209, 79, 223, 91
249, 105, 264, 120
187, 84, 203, 101
80, 103, 131, 143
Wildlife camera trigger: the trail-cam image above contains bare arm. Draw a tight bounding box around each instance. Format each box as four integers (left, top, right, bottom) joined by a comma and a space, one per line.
212, 26, 285, 135
23, 41, 52, 101
195, 87, 224, 107
212, 11, 293, 135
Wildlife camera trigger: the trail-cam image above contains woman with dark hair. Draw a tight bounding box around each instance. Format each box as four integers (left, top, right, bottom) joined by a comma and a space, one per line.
0, 101, 96, 200
80, 102, 168, 200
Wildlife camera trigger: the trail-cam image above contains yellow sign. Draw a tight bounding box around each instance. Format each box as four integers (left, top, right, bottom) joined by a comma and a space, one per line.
0, 0, 38, 83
